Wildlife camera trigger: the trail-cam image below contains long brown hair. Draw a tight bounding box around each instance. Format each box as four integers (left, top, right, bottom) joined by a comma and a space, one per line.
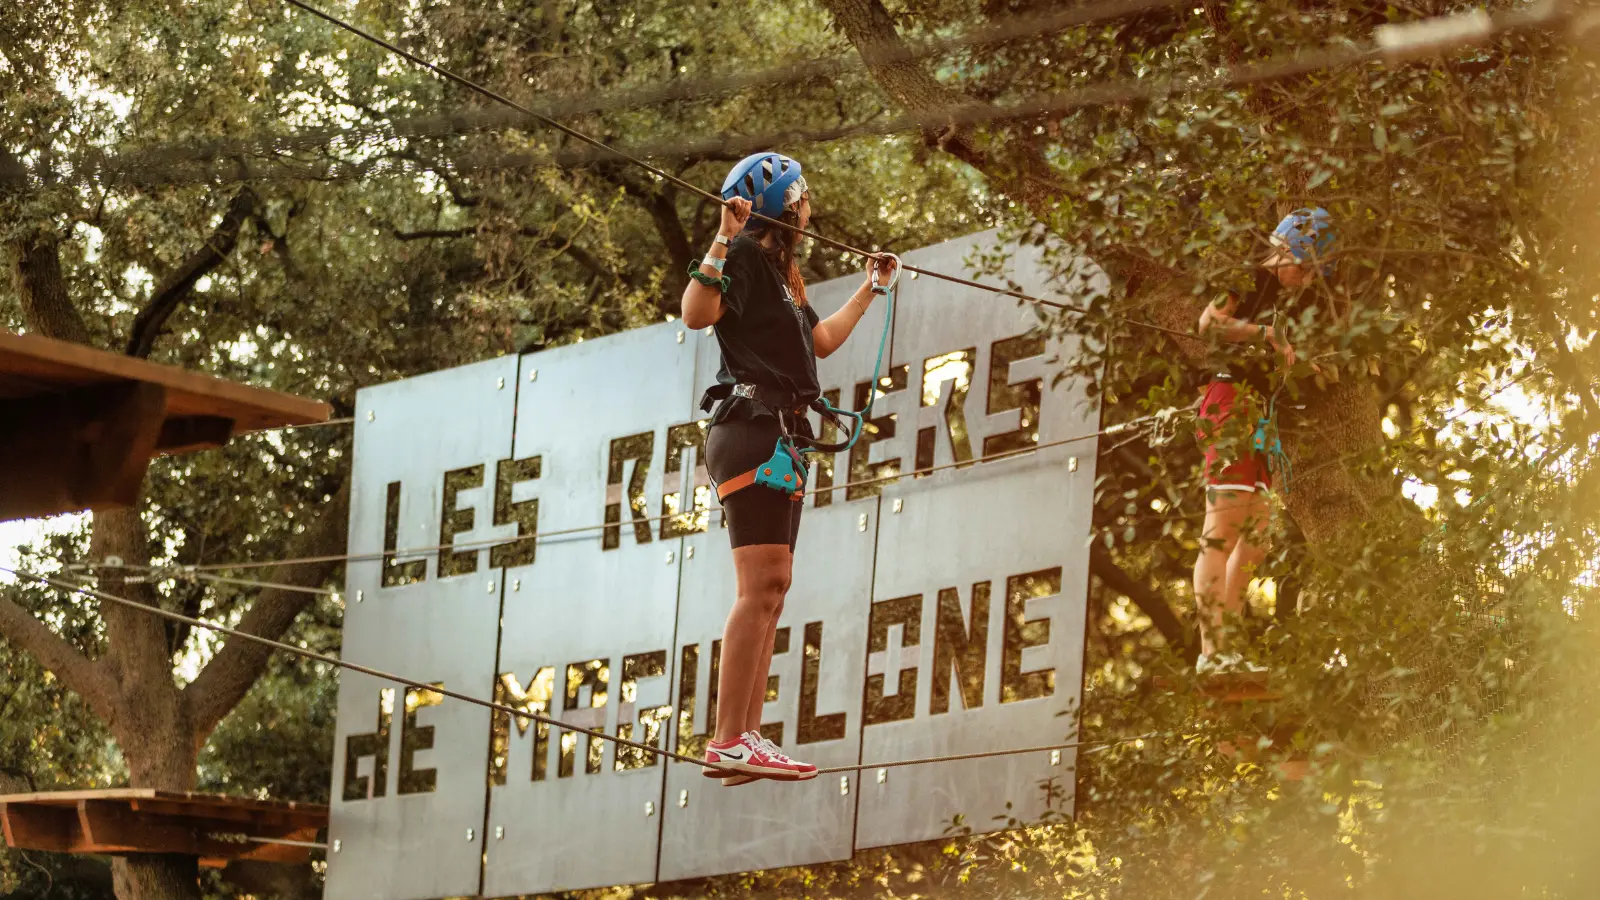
746, 207, 809, 307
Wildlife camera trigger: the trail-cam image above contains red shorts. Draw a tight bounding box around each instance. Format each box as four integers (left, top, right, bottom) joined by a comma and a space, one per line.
1196, 380, 1271, 493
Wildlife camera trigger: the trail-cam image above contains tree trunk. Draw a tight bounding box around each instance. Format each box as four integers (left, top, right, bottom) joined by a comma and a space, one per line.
5, 213, 207, 899
1281, 378, 1387, 545
113, 855, 202, 900
817, 0, 1396, 552
10, 233, 91, 345
93, 507, 204, 900
106, 691, 204, 900
6, 166, 335, 900
106, 699, 203, 900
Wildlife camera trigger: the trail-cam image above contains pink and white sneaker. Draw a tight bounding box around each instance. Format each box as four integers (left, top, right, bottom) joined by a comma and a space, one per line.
701, 732, 817, 782
752, 733, 817, 782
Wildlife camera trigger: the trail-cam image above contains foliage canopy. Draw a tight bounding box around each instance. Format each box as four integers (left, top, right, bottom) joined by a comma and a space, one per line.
1, 0, 1596, 897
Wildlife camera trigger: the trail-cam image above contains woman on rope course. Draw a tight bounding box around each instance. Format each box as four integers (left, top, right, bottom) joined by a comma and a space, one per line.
680, 152, 898, 784
1191, 208, 1336, 675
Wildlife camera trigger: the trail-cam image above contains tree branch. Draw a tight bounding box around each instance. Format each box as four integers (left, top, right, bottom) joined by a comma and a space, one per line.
818, 0, 1163, 286
0, 587, 117, 724
184, 478, 350, 740
392, 227, 473, 241
3, 147, 93, 345
391, 225, 616, 281
595, 165, 693, 303
819, 1, 1051, 194
1089, 542, 1193, 659
125, 188, 257, 358
533, 230, 615, 283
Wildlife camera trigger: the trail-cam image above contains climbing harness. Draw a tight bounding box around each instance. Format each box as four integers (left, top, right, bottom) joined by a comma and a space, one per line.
705, 253, 900, 502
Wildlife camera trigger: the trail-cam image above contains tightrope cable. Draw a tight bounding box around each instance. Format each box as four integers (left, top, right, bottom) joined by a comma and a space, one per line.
272, 0, 1581, 339
3, 565, 740, 776
84, 405, 1186, 579
277, 0, 1190, 338
2, 565, 1151, 778
34, 5, 1578, 214
206, 832, 329, 851
62, 0, 1193, 178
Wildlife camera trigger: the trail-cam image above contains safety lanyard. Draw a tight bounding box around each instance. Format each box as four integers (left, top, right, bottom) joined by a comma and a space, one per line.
810, 252, 898, 452
751, 254, 900, 499
1254, 383, 1292, 493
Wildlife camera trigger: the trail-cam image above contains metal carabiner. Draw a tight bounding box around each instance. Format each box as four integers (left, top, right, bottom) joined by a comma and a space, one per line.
869, 252, 903, 296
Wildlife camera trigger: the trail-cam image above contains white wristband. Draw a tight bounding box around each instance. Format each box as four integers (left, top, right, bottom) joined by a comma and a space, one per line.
702, 255, 727, 272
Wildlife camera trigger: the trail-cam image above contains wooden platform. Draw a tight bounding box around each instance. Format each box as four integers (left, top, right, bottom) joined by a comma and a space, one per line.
0, 789, 327, 867
0, 331, 331, 520
1155, 672, 1308, 780
1154, 672, 1281, 703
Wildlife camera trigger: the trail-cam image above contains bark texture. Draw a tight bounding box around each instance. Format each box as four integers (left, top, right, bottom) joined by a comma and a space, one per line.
11, 233, 91, 345
112, 855, 202, 900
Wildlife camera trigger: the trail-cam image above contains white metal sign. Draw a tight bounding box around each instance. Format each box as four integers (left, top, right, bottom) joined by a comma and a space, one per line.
326, 231, 1100, 899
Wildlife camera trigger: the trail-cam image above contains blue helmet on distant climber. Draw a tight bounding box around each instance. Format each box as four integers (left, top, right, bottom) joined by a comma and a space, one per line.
721, 152, 808, 216
1270, 207, 1336, 268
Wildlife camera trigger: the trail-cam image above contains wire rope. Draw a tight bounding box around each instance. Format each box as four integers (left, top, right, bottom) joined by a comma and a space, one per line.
4, 565, 1152, 778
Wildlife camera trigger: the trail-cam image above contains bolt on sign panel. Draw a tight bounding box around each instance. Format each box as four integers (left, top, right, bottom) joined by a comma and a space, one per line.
853, 236, 1099, 848
327, 231, 1101, 899
654, 273, 882, 882
481, 327, 698, 897
327, 356, 519, 900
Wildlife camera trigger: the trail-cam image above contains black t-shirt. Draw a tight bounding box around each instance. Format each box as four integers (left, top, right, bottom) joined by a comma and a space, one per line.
1210, 268, 1284, 395
708, 234, 822, 425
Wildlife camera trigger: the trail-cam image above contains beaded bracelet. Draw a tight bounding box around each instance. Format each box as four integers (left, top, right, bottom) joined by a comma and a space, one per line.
687, 262, 730, 293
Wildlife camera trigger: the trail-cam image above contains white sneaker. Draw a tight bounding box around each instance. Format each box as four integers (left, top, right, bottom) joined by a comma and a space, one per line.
1195, 652, 1269, 675
719, 736, 784, 785
701, 731, 816, 781
751, 732, 817, 782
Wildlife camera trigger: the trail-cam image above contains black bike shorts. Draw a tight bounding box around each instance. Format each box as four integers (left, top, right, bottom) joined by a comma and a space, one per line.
706, 415, 804, 550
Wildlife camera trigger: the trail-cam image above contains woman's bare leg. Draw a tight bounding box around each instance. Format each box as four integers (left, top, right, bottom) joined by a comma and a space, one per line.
1224, 492, 1271, 620
714, 544, 792, 744
739, 551, 792, 735
1194, 490, 1259, 656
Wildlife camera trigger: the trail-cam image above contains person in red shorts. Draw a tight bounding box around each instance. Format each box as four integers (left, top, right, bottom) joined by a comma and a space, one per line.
1191, 208, 1335, 674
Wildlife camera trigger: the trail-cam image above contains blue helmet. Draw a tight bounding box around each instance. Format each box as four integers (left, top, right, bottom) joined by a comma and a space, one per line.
721, 152, 807, 217
1271, 207, 1336, 266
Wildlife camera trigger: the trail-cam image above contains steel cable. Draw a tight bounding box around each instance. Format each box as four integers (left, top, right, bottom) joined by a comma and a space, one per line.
4, 565, 1150, 778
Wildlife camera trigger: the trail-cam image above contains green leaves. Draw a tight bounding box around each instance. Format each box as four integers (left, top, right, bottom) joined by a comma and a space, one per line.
2, 1, 1597, 898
